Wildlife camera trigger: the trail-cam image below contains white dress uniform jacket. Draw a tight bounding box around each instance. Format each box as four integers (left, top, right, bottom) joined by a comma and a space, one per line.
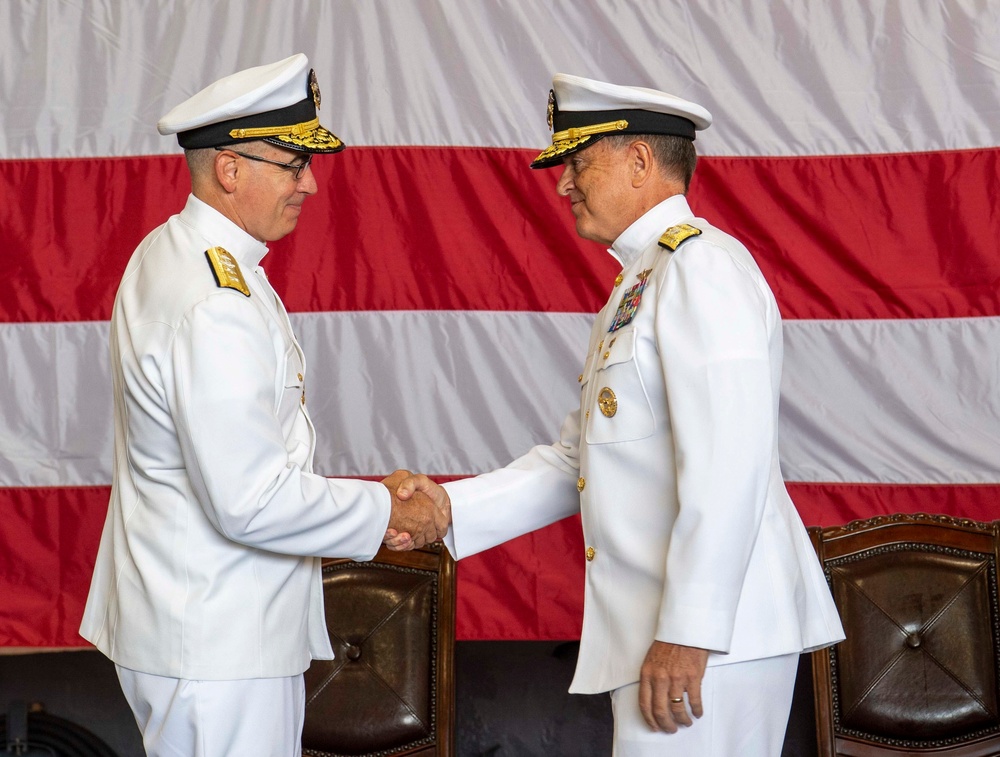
81, 195, 391, 681
443, 194, 844, 695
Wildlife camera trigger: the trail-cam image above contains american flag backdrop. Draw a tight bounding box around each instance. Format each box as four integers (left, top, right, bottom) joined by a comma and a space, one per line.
1, 0, 999, 648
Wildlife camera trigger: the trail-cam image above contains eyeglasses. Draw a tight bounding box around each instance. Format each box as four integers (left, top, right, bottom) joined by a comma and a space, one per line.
214, 147, 312, 180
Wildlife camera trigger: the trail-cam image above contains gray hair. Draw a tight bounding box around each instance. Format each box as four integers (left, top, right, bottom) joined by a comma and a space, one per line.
183, 147, 216, 178
602, 134, 697, 192
184, 141, 271, 178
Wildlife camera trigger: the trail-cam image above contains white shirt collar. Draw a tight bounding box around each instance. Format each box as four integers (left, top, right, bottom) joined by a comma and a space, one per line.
608, 194, 695, 268
179, 194, 270, 269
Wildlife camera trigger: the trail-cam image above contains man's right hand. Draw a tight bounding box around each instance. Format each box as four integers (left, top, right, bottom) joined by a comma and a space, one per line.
381, 470, 449, 549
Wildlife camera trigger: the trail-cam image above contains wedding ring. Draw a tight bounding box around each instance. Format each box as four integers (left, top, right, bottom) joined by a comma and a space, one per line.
669, 697, 684, 704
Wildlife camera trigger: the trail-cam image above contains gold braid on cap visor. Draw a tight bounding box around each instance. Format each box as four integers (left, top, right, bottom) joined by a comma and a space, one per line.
228, 117, 344, 151
229, 117, 320, 140
534, 119, 629, 163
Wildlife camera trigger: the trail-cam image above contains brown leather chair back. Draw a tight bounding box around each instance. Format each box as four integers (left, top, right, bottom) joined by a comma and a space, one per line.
303, 543, 455, 756
809, 513, 1000, 756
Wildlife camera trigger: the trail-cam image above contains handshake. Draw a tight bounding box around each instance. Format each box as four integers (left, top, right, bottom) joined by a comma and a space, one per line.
380, 470, 452, 551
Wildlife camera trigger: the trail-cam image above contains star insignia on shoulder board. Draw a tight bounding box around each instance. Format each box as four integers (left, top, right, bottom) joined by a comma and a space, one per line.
205, 247, 250, 297
657, 223, 702, 251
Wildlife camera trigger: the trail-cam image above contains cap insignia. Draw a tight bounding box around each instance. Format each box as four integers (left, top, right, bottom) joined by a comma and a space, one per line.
205, 247, 251, 297
658, 224, 702, 251
546, 89, 555, 131
309, 69, 321, 110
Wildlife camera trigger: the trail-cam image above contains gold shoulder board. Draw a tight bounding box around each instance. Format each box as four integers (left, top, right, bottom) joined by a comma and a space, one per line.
657, 223, 702, 251
205, 247, 251, 297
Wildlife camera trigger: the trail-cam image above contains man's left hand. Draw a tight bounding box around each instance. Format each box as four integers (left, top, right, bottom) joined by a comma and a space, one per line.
638, 641, 709, 733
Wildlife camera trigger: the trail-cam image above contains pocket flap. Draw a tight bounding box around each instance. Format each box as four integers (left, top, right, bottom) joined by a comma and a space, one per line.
600, 327, 635, 369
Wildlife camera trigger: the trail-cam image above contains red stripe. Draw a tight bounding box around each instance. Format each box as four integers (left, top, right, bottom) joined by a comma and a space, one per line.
0, 156, 190, 324
0, 486, 106, 647
456, 482, 1000, 640
2, 147, 998, 323
456, 517, 585, 641
786, 482, 1000, 528
4, 483, 998, 646
695, 149, 1000, 320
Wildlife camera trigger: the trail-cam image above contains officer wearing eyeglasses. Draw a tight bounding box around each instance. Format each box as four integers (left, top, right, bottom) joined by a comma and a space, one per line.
215, 145, 314, 179
80, 54, 448, 756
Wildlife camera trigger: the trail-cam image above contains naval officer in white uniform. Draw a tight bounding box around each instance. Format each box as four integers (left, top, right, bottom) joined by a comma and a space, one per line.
80, 54, 448, 757
392, 74, 844, 755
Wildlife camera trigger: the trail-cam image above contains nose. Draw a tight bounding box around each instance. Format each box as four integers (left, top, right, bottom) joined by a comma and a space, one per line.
556, 164, 574, 197
298, 162, 319, 195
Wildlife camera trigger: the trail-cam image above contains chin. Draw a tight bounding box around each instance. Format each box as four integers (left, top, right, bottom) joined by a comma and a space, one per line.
575, 222, 606, 245
264, 224, 297, 243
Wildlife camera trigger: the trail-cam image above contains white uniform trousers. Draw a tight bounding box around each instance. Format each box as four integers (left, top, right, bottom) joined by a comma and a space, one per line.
116, 665, 305, 757
610, 653, 800, 757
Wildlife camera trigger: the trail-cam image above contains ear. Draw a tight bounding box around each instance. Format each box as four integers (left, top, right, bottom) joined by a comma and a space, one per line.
629, 140, 654, 188
214, 149, 240, 193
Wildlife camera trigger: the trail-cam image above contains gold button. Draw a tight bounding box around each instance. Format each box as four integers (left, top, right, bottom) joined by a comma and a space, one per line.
603, 351, 610, 360
585, 410, 590, 419
598, 339, 604, 352
598, 387, 618, 417
301, 392, 306, 405
578, 374, 583, 383
297, 372, 303, 382
577, 477, 586, 492
609, 337, 616, 348
586, 546, 596, 561
614, 273, 624, 287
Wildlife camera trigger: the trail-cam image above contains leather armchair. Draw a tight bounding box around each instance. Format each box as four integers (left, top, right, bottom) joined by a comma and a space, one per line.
809, 513, 1000, 756
303, 543, 455, 757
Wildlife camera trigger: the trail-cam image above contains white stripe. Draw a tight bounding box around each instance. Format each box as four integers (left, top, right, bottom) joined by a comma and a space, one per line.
780, 316, 1000, 484
2, 1, 997, 159
294, 310, 591, 476
0, 321, 114, 486
2, 313, 997, 487
0, 312, 590, 486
